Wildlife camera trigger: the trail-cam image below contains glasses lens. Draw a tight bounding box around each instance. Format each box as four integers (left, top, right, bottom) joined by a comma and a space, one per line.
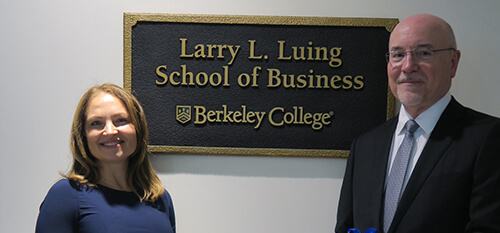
389, 51, 405, 63
414, 48, 433, 62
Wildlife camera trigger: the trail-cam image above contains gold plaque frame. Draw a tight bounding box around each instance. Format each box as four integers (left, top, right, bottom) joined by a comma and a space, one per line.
124, 13, 397, 158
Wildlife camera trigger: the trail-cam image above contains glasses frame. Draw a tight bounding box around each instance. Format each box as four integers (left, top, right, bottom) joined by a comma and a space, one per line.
385, 47, 456, 65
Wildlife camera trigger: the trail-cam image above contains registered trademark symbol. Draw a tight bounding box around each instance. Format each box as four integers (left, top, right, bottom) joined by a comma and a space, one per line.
329, 111, 334, 116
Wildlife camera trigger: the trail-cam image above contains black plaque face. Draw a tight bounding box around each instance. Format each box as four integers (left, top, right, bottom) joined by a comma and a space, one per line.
124, 14, 397, 158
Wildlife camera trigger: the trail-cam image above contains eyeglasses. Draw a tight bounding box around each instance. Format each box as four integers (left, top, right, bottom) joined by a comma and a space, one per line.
386, 47, 456, 65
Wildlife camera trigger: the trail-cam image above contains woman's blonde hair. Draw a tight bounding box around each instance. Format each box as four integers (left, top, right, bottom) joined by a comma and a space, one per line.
67, 83, 164, 202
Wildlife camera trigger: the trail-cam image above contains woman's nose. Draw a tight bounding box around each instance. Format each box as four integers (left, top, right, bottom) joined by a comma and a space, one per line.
103, 122, 118, 135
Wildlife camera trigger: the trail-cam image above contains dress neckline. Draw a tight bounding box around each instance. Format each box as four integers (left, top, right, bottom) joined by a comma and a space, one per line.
97, 184, 134, 193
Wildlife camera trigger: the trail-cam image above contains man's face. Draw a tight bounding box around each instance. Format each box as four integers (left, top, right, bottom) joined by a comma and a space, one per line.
387, 16, 460, 114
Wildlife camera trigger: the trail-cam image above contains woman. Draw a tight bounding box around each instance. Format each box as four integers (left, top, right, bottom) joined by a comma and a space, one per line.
36, 83, 175, 233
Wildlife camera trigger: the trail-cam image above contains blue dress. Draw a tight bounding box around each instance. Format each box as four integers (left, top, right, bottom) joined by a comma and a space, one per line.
35, 179, 176, 233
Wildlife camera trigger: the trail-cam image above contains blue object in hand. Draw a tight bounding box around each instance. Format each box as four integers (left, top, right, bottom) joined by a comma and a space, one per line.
348, 228, 376, 233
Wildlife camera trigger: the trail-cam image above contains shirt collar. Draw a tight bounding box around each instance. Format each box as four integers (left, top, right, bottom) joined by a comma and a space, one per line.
397, 93, 452, 135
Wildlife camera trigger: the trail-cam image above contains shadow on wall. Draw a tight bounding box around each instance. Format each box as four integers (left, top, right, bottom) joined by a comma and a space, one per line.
150, 154, 347, 179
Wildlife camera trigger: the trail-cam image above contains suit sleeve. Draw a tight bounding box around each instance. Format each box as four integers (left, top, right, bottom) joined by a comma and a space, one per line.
335, 139, 357, 233
467, 121, 500, 232
35, 179, 78, 233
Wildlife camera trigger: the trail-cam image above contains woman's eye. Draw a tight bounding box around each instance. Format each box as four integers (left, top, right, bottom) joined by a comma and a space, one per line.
90, 121, 102, 126
115, 118, 129, 126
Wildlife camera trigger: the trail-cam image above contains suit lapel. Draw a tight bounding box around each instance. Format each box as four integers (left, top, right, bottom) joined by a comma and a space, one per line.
371, 117, 398, 227
388, 98, 466, 232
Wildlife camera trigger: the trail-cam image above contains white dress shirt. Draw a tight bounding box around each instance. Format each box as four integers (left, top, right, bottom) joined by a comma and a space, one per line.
386, 93, 452, 191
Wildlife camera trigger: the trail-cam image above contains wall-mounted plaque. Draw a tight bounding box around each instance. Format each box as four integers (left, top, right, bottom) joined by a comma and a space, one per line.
124, 13, 398, 158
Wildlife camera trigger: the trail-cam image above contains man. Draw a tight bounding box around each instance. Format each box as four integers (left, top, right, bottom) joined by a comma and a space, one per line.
335, 14, 500, 233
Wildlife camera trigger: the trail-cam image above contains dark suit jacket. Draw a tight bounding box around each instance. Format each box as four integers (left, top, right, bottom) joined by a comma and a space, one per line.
336, 97, 500, 233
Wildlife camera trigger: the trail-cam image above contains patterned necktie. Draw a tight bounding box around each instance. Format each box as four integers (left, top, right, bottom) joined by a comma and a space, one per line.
383, 120, 419, 233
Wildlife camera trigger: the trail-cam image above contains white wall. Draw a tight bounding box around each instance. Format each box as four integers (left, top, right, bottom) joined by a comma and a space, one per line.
1, 1, 499, 233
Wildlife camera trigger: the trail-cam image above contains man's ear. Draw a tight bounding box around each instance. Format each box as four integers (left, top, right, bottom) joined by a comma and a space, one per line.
450, 50, 461, 79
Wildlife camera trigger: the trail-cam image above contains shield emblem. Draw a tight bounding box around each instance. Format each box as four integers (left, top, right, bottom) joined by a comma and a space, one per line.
176, 106, 191, 124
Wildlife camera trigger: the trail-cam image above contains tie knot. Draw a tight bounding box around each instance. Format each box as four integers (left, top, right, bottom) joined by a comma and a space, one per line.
405, 120, 419, 134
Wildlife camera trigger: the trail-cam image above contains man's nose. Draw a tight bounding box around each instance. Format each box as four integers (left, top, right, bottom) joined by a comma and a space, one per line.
401, 52, 419, 72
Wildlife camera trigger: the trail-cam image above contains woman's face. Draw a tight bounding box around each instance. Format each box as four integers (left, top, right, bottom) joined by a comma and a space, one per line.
84, 93, 137, 165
